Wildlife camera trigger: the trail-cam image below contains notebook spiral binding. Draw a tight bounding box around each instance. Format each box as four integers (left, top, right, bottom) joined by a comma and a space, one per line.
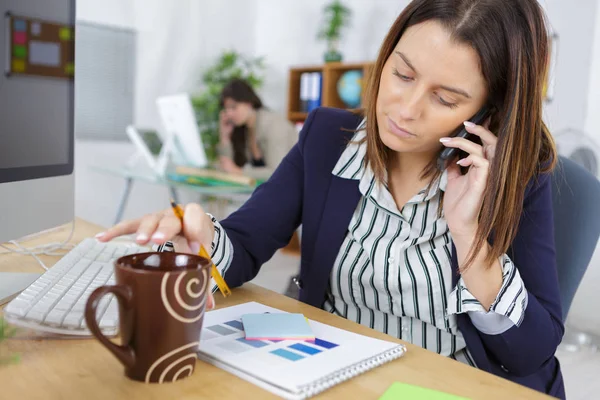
298, 344, 407, 399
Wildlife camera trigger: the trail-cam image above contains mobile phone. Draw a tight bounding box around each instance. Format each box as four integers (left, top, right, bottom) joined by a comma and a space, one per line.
437, 106, 492, 171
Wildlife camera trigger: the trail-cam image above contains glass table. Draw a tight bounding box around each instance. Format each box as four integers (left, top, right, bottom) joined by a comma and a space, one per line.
89, 165, 257, 224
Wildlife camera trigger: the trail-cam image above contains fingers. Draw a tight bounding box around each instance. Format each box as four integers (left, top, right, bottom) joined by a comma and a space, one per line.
207, 292, 215, 311
98, 203, 213, 256
463, 121, 497, 147
96, 218, 142, 242
182, 203, 214, 251
132, 213, 162, 244
439, 136, 484, 158
152, 215, 183, 244
457, 154, 490, 169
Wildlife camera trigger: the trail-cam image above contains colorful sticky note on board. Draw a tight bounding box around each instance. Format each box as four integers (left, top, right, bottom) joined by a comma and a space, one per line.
241, 313, 315, 341
13, 19, 27, 32
379, 382, 469, 400
13, 31, 27, 45
13, 45, 27, 58
12, 59, 25, 73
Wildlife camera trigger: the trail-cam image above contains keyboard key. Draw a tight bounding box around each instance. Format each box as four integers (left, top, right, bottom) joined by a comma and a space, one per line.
26, 311, 47, 322
45, 310, 66, 325
63, 314, 82, 328
5, 300, 30, 316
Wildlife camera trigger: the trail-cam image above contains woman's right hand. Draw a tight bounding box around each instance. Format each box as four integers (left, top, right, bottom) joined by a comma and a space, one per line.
95, 203, 217, 309
95, 203, 215, 256
219, 110, 234, 143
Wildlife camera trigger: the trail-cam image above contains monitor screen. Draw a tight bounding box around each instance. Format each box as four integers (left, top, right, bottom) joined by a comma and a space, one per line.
139, 129, 163, 156
0, 1, 75, 184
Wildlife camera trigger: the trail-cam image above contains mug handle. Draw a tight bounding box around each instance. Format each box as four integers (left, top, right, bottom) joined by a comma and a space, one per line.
85, 285, 135, 369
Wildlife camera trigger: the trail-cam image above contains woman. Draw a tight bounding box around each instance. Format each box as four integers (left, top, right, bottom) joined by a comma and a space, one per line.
98, 0, 565, 397
218, 78, 298, 180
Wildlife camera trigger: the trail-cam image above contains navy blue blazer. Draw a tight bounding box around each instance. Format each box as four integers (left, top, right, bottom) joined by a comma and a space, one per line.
220, 107, 565, 398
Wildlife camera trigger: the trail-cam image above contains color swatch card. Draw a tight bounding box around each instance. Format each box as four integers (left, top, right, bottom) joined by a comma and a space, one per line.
379, 382, 469, 400
198, 302, 407, 400
241, 313, 315, 341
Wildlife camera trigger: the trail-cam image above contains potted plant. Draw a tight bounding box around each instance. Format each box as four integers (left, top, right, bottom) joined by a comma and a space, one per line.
317, 0, 352, 63
190, 51, 266, 164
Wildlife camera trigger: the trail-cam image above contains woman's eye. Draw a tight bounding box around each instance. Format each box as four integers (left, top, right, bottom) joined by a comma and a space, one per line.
437, 96, 458, 109
392, 69, 413, 82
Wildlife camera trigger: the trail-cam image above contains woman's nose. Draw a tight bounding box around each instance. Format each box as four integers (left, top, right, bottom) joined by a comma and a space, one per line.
398, 90, 424, 121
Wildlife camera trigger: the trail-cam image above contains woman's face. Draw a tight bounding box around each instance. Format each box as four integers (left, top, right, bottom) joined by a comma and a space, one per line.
222, 98, 254, 126
376, 20, 489, 159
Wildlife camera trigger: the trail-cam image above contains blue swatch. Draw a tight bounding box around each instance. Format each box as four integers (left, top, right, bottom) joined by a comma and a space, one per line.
289, 343, 322, 355
236, 338, 269, 348
207, 325, 237, 336
271, 349, 304, 361
313, 338, 339, 349
224, 320, 244, 330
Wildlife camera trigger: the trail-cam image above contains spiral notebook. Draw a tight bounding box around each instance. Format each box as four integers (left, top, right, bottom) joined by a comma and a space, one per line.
197, 302, 407, 399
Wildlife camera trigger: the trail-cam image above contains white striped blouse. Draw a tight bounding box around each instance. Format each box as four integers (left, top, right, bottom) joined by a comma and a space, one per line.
205, 125, 529, 367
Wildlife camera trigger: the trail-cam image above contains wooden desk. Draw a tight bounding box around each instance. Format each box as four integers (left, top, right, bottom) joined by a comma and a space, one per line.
0, 219, 551, 399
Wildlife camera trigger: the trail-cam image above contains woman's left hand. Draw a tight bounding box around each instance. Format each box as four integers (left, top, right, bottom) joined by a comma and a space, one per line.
440, 119, 496, 239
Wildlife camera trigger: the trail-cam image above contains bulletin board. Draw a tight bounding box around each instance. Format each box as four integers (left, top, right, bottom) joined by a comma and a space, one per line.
4, 12, 74, 79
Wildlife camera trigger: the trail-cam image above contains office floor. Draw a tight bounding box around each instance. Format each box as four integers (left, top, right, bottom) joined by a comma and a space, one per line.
250, 250, 600, 400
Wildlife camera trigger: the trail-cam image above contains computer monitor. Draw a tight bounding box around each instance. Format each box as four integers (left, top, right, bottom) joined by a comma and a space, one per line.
156, 93, 208, 168
0, 0, 75, 243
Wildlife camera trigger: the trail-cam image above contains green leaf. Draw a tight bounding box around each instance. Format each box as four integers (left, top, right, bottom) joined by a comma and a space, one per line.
317, 0, 352, 42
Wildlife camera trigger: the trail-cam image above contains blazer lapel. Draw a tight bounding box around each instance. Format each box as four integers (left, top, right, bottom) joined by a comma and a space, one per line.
304, 175, 361, 307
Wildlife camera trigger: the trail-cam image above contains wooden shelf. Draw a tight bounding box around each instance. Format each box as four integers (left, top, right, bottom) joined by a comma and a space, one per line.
287, 61, 374, 124
288, 111, 308, 122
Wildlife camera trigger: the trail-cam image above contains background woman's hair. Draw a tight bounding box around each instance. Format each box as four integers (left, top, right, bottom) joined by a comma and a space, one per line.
362, 0, 557, 270
220, 79, 264, 167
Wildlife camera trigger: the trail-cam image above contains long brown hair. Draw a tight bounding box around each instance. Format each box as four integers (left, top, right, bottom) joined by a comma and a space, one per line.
362, 0, 557, 270
220, 79, 264, 167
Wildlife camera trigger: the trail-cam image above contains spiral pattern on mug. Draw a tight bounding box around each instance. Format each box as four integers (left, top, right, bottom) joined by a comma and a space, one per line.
145, 341, 199, 383
161, 269, 208, 323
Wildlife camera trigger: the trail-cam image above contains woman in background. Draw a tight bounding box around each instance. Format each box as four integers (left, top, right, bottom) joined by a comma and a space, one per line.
218, 79, 298, 180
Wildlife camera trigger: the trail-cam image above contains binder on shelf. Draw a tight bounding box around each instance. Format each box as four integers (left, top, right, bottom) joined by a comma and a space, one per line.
299, 72, 311, 113
307, 72, 322, 113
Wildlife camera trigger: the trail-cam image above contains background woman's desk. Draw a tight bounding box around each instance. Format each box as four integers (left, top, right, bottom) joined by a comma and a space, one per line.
89, 165, 256, 224
0, 219, 551, 399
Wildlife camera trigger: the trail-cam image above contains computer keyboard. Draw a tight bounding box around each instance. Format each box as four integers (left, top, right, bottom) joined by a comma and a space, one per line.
3, 238, 148, 336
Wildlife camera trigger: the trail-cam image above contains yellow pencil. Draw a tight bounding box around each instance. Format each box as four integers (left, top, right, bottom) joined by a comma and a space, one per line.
170, 199, 231, 297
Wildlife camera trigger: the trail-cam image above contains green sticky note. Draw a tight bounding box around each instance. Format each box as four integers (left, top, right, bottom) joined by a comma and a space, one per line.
379, 383, 469, 400
13, 45, 27, 58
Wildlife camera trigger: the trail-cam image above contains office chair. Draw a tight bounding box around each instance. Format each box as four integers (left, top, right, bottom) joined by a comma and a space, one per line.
551, 156, 600, 323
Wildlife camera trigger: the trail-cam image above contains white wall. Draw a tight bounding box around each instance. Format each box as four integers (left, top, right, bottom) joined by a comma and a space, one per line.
540, 0, 598, 134
586, 2, 600, 140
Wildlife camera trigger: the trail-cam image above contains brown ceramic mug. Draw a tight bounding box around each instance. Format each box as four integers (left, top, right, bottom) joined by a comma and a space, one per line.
84, 252, 211, 383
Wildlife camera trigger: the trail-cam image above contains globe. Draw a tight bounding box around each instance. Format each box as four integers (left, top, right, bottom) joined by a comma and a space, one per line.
337, 70, 363, 108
